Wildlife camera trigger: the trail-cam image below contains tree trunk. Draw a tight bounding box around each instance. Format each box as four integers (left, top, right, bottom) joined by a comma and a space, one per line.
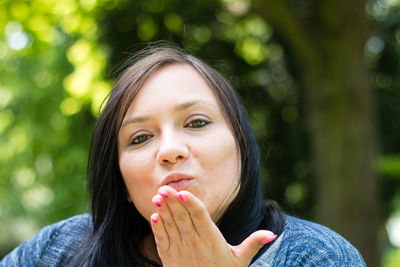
254, 1, 380, 266
303, 43, 380, 267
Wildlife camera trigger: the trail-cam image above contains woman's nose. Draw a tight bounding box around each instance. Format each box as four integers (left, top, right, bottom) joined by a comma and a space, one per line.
156, 132, 189, 164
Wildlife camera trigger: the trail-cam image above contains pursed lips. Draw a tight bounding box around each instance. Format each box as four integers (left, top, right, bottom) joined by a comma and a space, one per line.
162, 173, 194, 191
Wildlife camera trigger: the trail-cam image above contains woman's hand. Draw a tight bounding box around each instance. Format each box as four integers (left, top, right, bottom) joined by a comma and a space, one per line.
150, 186, 276, 267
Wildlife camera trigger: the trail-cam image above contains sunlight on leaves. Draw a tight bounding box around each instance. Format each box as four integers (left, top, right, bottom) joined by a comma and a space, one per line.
67, 39, 91, 64
285, 182, 307, 205
1, 0, 105, 256
5, 21, 30, 50
0, 86, 13, 109
384, 0, 400, 6
90, 81, 111, 116
0, 110, 13, 134
222, 0, 251, 16
61, 12, 83, 34
27, 15, 59, 44
65, 38, 109, 101
7, 217, 38, 243
0, 42, 10, 59
192, 26, 212, 44
35, 154, 54, 177
383, 247, 400, 267
378, 155, 400, 177
235, 37, 268, 65
21, 184, 55, 210
164, 13, 183, 33
51, 0, 78, 16
10, 2, 30, 21
9, 126, 30, 153
12, 167, 36, 189
60, 97, 82, 115
80, 0, 98, 12
144, 0, 165, 13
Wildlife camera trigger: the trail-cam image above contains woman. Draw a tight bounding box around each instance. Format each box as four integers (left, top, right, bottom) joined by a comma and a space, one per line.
1, 46, 365, 266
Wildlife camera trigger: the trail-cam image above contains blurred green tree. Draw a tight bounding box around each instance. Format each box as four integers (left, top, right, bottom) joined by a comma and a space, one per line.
0, 0, 111, 256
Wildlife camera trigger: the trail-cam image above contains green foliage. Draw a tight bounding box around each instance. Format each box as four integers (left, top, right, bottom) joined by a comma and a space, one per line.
0, 0, 112, 256
382, 247, 400, 267
379, 156, 400, 177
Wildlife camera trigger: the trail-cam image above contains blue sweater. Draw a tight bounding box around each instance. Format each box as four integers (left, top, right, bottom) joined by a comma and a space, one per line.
0, 214, 365, 266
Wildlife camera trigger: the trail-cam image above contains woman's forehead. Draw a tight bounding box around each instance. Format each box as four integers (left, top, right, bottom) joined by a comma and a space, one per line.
124, 64, 222, 115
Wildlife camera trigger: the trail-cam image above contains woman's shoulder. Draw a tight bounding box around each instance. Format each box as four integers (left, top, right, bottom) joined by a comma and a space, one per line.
0, 214, 92, 267
272, 214, 366, 266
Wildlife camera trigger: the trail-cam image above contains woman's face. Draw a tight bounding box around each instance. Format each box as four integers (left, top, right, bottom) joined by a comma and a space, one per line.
118, 64, 240, 222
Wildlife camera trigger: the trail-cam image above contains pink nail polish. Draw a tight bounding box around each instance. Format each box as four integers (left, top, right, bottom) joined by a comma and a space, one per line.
262, 235, 277, 244
159, 190, 169, 198
152, 197, 162, 207
178, 192, 187, 202
151, 214, 158, 223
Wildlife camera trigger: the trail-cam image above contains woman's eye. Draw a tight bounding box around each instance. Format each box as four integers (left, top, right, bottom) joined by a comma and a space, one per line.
131, 134, 152, 145
186, 119, 209, 128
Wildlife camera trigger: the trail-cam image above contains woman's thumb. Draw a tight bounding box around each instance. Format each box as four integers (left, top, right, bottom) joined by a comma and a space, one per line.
233, 230, 277, 264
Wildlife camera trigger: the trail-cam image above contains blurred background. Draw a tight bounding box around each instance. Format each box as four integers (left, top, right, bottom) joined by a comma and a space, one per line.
0, 0, 399, 266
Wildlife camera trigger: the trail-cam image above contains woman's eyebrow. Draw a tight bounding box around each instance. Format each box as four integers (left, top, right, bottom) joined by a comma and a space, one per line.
174, 100, 217, 112
122, 100, 217, 128
121, 116, 150, 127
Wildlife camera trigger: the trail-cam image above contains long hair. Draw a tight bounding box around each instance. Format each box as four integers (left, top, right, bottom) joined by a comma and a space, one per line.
75, 45, 284, 266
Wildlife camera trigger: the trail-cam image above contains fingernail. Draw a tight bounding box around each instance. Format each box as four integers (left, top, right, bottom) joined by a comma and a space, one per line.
159, 190, 169, 198
151, 213, 158, 223
262, 234, 277, 244
152, 195, 162, 207
177, 192, 187, 202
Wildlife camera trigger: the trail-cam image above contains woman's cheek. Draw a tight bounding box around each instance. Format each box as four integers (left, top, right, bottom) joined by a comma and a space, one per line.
119, 153, 157, 220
